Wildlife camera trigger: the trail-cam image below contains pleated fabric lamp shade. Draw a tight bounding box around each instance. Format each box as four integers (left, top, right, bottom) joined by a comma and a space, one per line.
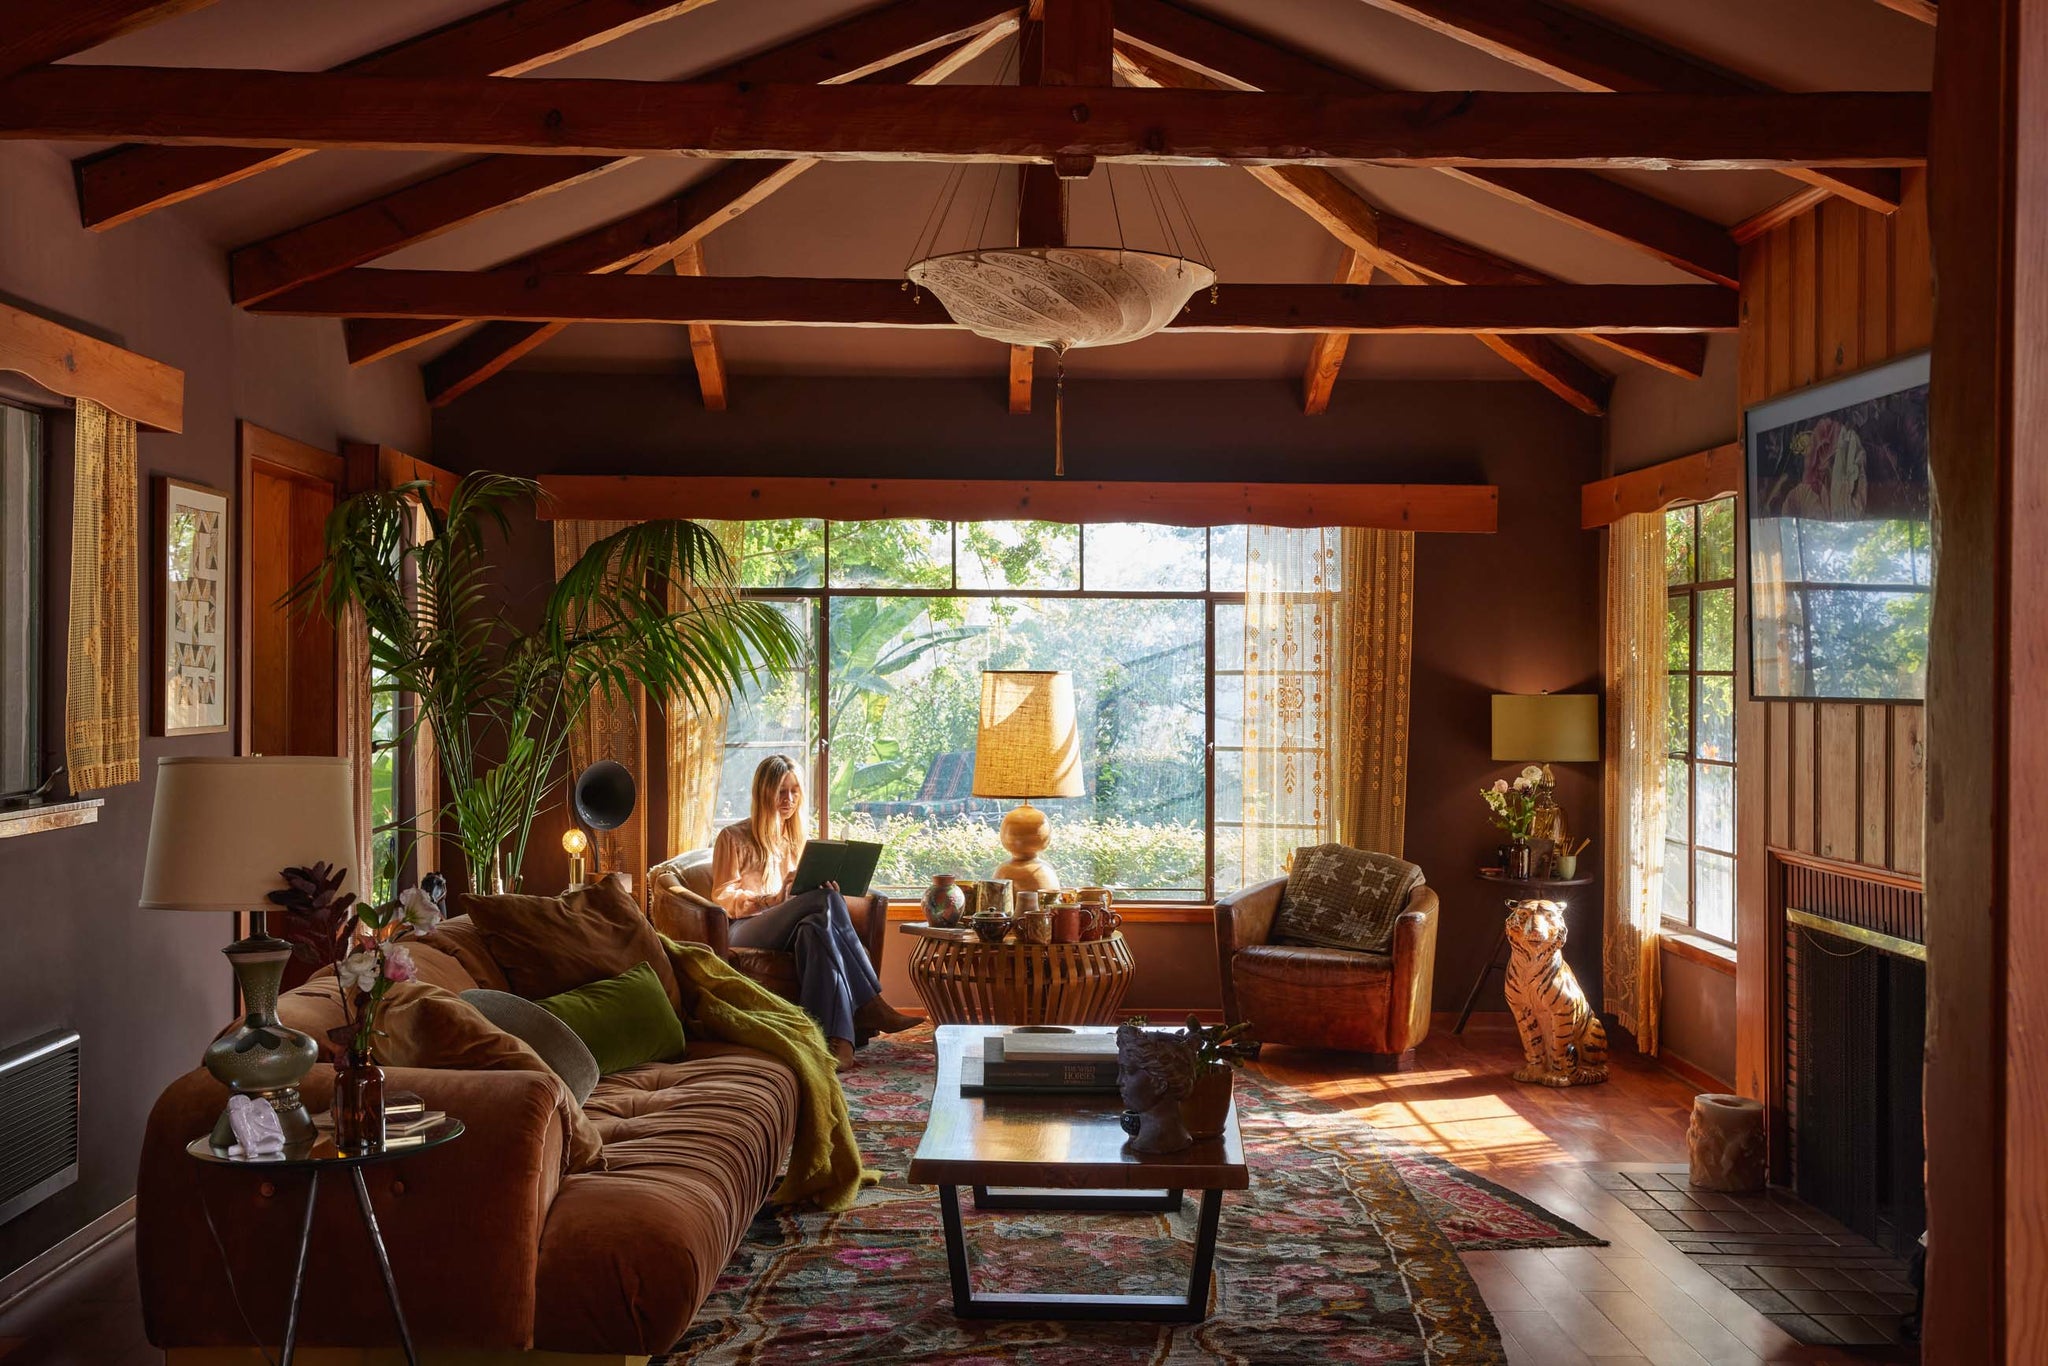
972, 671, 1083, 891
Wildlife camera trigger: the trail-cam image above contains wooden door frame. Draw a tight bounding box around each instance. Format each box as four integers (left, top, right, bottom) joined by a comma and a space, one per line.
1921, 0, 2048, 1357
234, 420, 345, 757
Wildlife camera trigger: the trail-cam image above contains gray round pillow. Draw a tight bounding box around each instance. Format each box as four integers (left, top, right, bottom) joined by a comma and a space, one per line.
459, 988, 601, 1106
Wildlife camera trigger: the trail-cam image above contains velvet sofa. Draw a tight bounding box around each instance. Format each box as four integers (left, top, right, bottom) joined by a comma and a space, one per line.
1214, 875, 1439, 1065
137, 913, 798, 1366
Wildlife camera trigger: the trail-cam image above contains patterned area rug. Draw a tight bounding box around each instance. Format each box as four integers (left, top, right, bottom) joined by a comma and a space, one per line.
665, 1029, 1600, 1365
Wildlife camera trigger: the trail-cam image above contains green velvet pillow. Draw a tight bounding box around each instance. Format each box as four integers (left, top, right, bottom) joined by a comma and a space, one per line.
534, 962, 687, 1076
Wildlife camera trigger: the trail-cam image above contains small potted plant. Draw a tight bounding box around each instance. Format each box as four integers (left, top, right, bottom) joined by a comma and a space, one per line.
1177, 1016, 1260, 1140
1481, 766, 1543, 877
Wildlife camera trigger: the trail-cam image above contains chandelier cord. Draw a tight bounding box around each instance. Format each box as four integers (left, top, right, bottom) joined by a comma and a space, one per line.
1163, 169, 1217, 275
1054, 346, 1067, 478
1138, 165, 1182, 260
1105, 163, 1128, 251
968, 36, 1023, 252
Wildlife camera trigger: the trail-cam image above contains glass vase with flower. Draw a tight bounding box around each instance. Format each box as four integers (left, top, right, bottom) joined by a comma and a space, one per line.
1481, 766, 1545, 878
269, 867, 445, 1150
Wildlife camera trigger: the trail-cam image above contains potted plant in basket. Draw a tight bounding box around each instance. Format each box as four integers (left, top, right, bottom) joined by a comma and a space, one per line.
1177, 1016, 1260, 1140
1482, 766, 1544, 878
270, 864, 445, 1150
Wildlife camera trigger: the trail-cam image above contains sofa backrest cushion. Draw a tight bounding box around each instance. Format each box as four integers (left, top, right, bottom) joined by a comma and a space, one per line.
534, 963, 688, 1077
415, 915, 512, 992
461, 988, 602, 1105
454, 873, 682, 1010
1273, 843, 1425, 955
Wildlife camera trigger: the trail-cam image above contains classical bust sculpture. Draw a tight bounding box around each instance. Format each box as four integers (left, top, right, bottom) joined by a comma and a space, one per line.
1116, 1023, 1199, 1154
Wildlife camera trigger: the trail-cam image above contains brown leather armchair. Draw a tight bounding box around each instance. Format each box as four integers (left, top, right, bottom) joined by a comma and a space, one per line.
649, 849, 887, 1004
1214, 875, 1439, 1067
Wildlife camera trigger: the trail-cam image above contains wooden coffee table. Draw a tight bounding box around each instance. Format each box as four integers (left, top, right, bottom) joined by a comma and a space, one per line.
907, 1024, 1250, 1323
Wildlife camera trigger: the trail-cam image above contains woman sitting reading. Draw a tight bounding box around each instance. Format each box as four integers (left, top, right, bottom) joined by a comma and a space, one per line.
712, 754, 919, 1069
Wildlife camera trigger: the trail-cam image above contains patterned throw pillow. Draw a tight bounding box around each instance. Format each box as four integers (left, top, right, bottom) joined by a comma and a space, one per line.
1272, 843, 1424, 954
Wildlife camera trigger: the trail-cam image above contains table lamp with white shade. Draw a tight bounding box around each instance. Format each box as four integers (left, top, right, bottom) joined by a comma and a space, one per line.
972, 670, 1085, 891
140, 755, 358, 1148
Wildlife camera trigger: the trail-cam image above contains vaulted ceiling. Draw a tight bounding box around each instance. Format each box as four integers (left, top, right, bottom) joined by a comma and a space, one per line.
12, 0, 1934, 415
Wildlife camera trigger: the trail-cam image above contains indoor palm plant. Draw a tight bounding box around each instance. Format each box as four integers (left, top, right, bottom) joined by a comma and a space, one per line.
298, 473, 801, 894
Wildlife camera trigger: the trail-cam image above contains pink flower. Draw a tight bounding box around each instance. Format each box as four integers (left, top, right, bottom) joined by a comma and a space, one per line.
1491, 779, 1510, 794
381, 943, 418, 983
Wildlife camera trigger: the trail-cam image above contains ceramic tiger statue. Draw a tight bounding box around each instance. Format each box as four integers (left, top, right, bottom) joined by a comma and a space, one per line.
1502, 899, 1609, 1087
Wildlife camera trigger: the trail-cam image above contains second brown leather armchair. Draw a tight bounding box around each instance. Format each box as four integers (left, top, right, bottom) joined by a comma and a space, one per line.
649, 849, 887, 1004
1214, 874, 1439, 1067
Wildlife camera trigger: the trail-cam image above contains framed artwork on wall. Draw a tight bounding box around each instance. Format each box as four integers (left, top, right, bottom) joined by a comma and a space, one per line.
154, 476, 232, 736
1745, 351, 1931, 703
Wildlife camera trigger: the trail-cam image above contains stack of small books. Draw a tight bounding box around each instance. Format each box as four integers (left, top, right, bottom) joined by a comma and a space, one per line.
314, 1092, 448, 1147
961, 1028, 1120, 1094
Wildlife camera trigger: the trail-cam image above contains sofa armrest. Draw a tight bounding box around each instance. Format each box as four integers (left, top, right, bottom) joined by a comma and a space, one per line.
1387, 884, 1440, 1052
652, 880, 731, 958
139, 1065, 566, 1352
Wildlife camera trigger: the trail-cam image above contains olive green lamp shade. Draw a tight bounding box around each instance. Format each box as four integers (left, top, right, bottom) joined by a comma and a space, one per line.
973, 670, 1084, 891
141, 756, 359, 1148
1490, 694, 1600, 763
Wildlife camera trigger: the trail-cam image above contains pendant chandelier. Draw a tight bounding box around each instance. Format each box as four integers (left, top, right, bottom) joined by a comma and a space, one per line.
903, 59, 1217, 477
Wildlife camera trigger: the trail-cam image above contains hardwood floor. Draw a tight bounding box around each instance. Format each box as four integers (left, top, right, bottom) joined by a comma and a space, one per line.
0, 1018, 1913, 1364
1252, 1015, 1915, 1365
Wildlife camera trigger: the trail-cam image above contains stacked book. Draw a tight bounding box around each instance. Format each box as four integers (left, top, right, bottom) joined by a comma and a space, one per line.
961, 1028, 1120, 1094
313, 1091, 448, 1147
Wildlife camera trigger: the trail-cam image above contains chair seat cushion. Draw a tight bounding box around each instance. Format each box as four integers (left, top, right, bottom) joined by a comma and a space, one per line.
1273, 843, 1423, 953
727, 945, 798, 987
1234, 942, 1396, 987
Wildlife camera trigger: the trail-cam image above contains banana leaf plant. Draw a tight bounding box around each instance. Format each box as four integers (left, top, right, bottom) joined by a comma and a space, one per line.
294, 472, 802, 894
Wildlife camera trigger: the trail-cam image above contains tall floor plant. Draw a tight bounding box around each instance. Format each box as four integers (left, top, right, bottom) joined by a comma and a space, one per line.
299, 473, 800, 893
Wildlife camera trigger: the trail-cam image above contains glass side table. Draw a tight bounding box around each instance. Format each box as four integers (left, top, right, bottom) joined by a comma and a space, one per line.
186, 1117, 464, 1366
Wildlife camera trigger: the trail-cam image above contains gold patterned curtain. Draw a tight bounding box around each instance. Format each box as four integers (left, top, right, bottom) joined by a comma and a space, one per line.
666, 521, 741, 856
1334, 528, 1415, 857
1603, 512, 1667, 1054
1241, 526, 1342, 882
338, 601, 377, 889
66, 400, 139, 791
553, 520, 645, 891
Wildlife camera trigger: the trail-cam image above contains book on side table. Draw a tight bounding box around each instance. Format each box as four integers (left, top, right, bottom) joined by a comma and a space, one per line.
961, 1026, 1121, 1094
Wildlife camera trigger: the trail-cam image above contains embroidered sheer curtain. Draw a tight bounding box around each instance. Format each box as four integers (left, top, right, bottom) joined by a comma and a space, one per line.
66, 399, 139, 791
666, 520, 741, 854
553, 519, 646, 886
1603, 511, 1667, 1053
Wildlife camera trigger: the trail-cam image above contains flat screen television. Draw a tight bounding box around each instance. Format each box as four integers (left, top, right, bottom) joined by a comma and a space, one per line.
1744, 351, 1930, 703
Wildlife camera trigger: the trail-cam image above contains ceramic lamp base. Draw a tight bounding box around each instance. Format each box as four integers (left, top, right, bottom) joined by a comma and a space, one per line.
204, 932, 319, 1148
996, 802, 1060, 891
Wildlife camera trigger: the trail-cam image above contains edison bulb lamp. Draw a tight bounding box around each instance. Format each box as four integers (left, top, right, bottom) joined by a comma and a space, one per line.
562, 827, 590, 887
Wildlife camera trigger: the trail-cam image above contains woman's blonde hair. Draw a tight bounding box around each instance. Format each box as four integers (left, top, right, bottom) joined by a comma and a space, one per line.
749, 754, 807, 866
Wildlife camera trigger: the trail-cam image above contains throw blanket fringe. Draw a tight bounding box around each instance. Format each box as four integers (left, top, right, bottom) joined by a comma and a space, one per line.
662, 937, 879, 1211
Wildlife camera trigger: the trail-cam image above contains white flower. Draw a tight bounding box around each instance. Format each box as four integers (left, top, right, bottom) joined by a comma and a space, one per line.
1521, 764, 1546, 784
399, 886, 442, 932
337, 951, 381, 994
1512, 776, 1534, 792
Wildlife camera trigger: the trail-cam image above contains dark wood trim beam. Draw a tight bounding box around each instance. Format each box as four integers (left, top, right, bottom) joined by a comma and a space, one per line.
72, 0, 723, 230
536, 474, 1501, 532
228, 0, 1022, 304
1870, 0, 1937, 23
1303, 249, 1374, 414
1041, 0, 1112, 87
1110, 0, 1738, 287
261, 271, 1739, 333
673, 241, 728, 410
1579, 441, 1739, 528
0, 0, 215, 80
0, 71, 1928, 170
1344, 0, 1904, 211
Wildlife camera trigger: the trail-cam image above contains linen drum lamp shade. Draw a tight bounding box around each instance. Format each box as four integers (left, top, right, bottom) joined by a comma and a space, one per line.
973, 670, 1084, 891
1491, 694, 1600, 763
140, 755, 358, 1149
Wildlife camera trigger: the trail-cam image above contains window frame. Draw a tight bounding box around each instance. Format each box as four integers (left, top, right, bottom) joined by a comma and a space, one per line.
1663, 498, 1739, 945
723, 520, 1247, 904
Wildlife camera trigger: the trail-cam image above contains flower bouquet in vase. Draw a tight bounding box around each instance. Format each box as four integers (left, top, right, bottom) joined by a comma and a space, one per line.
1482, 767, 1544, 878
270, 867, 444, 1150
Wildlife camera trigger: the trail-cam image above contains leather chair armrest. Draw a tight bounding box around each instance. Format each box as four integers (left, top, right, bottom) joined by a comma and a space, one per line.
1387, 884, 1440, 1053
856, 893, 888, 971
650, 881, 731, 959
1214, 877, 1286, 1026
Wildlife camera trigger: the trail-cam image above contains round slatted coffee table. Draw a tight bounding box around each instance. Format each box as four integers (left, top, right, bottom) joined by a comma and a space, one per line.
900, 926, 1136, 1024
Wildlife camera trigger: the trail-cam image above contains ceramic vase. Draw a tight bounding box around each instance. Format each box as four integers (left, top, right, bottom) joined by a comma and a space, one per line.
922, 874, 967, 927
333, 1047, 386, 1152
1182, 1064, 1234, 1140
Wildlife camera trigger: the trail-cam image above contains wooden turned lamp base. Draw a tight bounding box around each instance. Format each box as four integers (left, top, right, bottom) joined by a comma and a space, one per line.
995, 801, 1061, 891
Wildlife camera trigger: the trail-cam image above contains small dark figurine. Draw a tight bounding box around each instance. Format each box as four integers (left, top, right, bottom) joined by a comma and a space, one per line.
420, 871, 448, 911
1115, 1022, 1200, 1154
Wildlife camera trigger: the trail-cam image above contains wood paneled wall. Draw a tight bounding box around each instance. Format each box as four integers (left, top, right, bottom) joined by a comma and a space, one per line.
1732, 172, 1931, 1100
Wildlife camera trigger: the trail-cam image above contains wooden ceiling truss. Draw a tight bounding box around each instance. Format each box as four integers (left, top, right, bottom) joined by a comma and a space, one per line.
12, 0, 1928, 415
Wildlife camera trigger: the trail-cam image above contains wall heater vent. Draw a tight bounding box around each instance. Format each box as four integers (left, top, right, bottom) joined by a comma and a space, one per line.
0, 1031, 80, 1226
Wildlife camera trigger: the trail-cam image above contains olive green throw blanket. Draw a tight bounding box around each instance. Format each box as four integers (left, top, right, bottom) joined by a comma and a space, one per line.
661, 937, 879, 1211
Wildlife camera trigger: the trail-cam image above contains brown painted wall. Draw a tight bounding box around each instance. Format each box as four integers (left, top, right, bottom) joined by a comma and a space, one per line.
0, 142, 427, 1277
433, 367, 1607, 1019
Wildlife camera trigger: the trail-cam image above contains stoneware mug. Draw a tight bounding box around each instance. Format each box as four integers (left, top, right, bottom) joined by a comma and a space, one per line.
1015, 907, 1054, 944
1051, 902, 1084, 943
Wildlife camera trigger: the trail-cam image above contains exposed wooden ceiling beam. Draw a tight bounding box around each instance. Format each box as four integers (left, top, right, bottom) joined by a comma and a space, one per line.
73, 0, 723, 230
1303, 249, 1375, 415
392, 25, 1015, 405
1869, 0, 1937, 23
538, 474, 1500, 532
1344, 0, 1905, 212
0, 69, 1929, 169
1041, 0, 1112, 87
672, 243, 728, 411
1, 0, 216, 80
229, 0, 1023, 305
1007, 15, 1068, 414
257, 271, 1739, 333
1730, 185, 1834, 244
1110, 0, 1738, 287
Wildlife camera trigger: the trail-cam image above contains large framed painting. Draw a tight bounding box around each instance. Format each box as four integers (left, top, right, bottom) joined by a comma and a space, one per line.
154, 477, 231, 736
1745, 351, 1931, 703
